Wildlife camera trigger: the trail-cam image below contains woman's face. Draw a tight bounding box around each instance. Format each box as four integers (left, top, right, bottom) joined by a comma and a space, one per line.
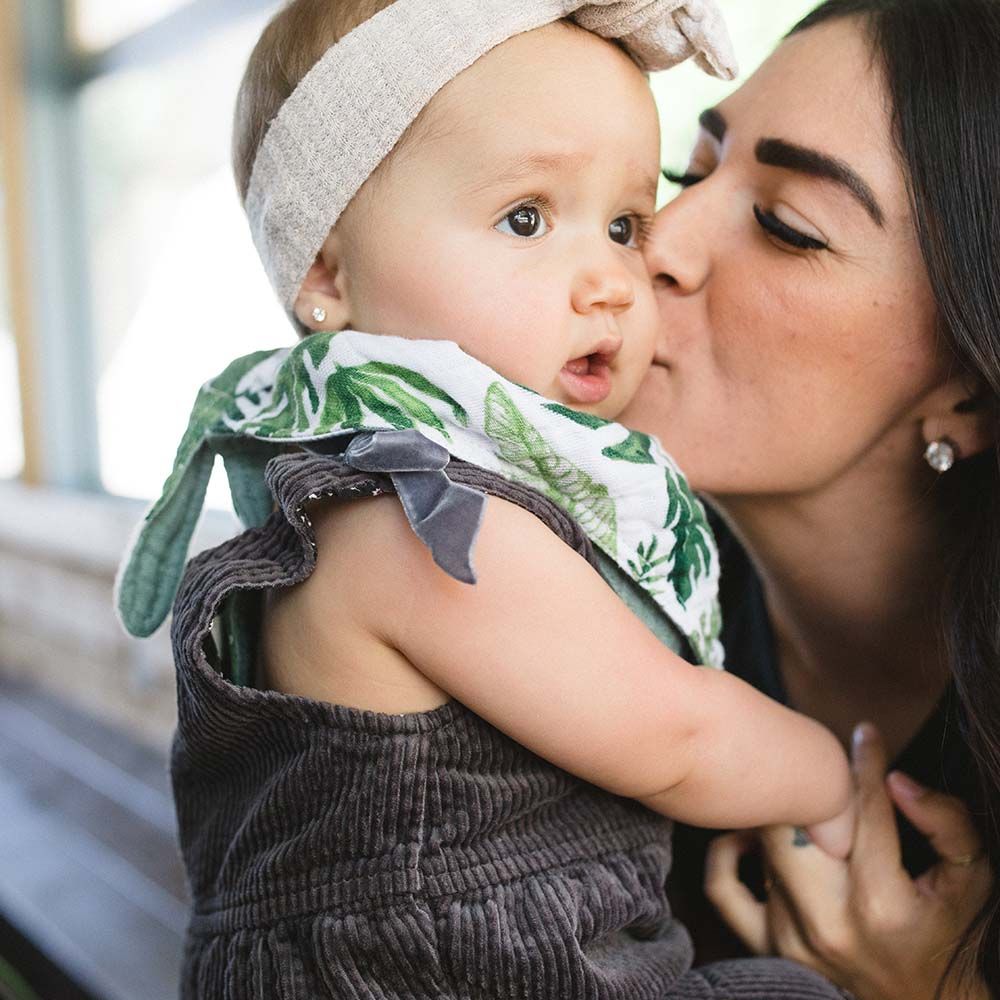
623, 16, 946, 498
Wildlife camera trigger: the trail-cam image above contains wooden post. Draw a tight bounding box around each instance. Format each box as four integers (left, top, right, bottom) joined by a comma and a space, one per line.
0, 0, 41, 484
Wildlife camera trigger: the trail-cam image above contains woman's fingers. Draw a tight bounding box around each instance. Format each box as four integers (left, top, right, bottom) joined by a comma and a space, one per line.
762, 881, 828, 975
885, 770, 982, 860
886, 770, 988, 893
848, 724, 906, 883
704, 831, 770, 955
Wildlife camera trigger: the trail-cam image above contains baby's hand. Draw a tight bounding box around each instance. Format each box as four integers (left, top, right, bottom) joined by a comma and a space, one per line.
804, 797, 857, 860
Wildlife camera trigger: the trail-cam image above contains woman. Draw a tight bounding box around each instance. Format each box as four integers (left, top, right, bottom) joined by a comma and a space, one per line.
622, 0, 999, 996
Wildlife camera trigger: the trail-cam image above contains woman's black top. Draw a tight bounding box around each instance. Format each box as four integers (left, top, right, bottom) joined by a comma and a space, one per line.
670, 515, 985, 959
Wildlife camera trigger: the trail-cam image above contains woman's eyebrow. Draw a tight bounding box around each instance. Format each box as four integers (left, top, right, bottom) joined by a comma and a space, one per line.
755, 138, 885, 227
697, 107, 885, 228
698, 108, 727, 143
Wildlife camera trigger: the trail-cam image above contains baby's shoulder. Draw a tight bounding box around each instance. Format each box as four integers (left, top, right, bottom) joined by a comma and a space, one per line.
260, 494, 451, 711
259, 488, 586, 707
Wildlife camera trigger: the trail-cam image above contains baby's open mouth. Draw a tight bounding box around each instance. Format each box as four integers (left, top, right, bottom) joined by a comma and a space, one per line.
559, 351, 614, 405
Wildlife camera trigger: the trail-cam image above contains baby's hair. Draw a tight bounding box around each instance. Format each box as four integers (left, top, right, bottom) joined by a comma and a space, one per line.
232, 0, 398, 204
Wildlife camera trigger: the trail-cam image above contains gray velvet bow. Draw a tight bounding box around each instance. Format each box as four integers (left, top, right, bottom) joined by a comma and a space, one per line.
337, 430, 486, 585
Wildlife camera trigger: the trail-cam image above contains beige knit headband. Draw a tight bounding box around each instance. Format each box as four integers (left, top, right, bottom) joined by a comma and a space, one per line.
245, 0, 737, 314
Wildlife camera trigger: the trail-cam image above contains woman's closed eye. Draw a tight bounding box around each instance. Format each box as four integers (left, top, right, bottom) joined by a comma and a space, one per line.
751, 204, 828, 251
662, 170, 706, 190
662, 169, 830, 252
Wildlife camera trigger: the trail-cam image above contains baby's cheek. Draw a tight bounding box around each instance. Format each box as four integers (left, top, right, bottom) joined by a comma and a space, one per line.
437, 283, 561, 381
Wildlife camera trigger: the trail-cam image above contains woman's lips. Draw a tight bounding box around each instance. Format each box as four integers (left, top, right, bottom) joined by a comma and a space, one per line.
559, 353, 613, 405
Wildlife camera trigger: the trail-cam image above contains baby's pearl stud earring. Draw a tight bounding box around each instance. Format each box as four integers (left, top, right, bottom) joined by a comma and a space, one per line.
312, 306, 327, 325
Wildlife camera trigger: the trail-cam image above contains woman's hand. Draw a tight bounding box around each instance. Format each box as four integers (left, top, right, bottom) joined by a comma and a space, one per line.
704, 724, 991, 1000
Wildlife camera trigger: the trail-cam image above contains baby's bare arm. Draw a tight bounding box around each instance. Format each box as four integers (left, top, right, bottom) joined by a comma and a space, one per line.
320, 493, 852, 839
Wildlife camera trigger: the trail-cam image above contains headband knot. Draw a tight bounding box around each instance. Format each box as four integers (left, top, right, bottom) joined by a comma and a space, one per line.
573, 0, 735, 78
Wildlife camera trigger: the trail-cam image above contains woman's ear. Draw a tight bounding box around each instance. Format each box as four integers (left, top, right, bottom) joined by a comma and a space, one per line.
920, 373, 997, 463
292, 230, 353, 333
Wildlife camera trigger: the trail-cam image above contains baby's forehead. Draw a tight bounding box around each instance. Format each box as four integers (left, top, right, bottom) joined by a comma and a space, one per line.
394, 29, 660, 180
423, 21, 654, 125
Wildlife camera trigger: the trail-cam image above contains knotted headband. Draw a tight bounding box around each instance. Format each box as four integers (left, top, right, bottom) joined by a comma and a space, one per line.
245, 0, 737, 314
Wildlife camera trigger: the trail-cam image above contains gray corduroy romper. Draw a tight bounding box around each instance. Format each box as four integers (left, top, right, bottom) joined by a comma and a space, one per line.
169, 448, 848, 999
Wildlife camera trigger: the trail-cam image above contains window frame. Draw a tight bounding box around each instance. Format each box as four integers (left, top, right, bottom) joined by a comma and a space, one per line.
3, 0, 275, 489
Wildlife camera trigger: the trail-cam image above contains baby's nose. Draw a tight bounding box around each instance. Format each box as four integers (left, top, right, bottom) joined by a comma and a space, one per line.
571, 261, 635, 316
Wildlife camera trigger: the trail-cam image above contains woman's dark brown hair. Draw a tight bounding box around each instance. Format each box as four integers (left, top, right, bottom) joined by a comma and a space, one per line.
791, 0, 1000, 991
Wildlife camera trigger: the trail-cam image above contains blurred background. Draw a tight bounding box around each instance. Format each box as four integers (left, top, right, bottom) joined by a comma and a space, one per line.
0, 1, 823, 997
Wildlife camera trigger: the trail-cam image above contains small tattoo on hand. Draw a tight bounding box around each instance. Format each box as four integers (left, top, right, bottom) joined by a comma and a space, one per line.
793, 827, 811, 848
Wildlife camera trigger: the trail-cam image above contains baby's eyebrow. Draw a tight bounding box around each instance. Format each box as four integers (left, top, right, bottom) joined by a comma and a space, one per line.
467, 150, 594, 193
468, 150, 658, 204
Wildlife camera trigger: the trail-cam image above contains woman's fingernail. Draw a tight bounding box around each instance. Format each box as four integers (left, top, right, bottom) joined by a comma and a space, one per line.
852, 723, 875, 749
888, 770, 927, 800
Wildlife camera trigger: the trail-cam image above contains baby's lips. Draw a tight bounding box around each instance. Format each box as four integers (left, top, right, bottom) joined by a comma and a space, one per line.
558, 355, 614, 405
572, 332, 622, 368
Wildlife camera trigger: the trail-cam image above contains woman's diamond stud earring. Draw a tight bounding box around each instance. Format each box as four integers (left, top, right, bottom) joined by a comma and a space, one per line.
312, 306, 327, 325
924, 438, 957, 473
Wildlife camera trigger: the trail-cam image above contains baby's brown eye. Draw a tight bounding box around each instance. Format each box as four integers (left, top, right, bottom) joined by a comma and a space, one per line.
510, 207, 540, 236
609, 216, 634, 246
496, 205, 548, 239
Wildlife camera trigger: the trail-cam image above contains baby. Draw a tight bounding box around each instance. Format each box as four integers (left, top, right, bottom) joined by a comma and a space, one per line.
117, 2, 856, 997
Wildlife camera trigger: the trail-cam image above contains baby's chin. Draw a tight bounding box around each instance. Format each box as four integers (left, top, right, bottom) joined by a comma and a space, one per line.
536, 375, 635, 424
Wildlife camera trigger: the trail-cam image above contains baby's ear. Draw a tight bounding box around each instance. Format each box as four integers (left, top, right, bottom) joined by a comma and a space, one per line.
292, 230, 352, 333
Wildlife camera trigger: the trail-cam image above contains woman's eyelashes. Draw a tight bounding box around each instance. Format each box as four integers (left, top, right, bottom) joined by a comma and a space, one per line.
662, 169, 705, 189
661, 169, 830, 252
493, 201, 651, 248
752, 205, 828, 251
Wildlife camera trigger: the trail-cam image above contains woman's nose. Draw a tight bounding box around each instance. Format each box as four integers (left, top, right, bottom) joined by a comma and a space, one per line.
643, 193, 712, 295
570, 257, 635, 316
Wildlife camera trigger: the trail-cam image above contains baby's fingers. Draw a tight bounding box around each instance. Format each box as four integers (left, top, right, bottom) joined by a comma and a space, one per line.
807, 798, 856, 860
705, 831, 769, 955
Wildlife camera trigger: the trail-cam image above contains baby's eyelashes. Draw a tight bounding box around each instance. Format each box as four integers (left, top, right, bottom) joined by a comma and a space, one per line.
612, 214, 653, 249
496, 204, 550, 239
493, 204, 653, 248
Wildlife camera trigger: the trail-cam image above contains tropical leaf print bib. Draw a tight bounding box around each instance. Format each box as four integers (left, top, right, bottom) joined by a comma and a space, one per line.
117, 331, 723, 667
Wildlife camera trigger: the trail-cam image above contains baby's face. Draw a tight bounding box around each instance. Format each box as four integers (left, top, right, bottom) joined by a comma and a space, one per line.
332, 21, 661, 419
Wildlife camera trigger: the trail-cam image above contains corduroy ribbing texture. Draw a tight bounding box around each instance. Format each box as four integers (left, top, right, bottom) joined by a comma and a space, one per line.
169, 449, 851, 999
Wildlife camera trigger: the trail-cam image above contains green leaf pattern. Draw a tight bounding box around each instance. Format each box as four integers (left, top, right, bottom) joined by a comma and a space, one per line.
628, 535, 671, 592
485, 383, 618, 556
221, 339, 468, 441
128, 331, 723, 665
663, 467, 714, 611
543, 401, 721, 661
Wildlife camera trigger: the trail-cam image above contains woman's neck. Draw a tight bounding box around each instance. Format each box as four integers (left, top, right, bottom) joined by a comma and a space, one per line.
712, 453, 952, 753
